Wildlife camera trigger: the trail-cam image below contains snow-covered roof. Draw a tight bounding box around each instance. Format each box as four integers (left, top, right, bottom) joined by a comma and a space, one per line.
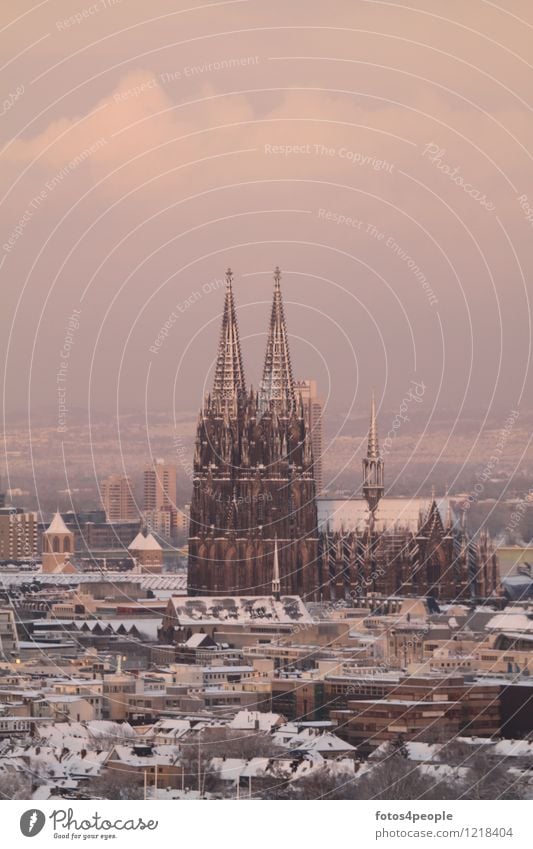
317, 497, 450, 533
3, 744, 107, 780
289, 731, 355, 754
33, 617, 161, 641
185, 633, 214, 648
492, 739, 533, 758
272, 727, 355, 754
148, 719, 192, 740
168, 595, 313, 626
109, 744, 180, 767
209, 757, 246, 781
210, 754, 323, 783
228, 711, 284, 732
145, 533, 162, 551
128, 532, 162, 552
485, 610, 533, 633
370, 741, 441, 763
45, 512, 71, 535
0, 572, 187, 591
128, 532, 147, 550
36, 721, 136, 752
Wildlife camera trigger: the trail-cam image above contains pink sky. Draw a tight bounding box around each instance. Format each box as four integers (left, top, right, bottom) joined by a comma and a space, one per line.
1, 0, 532, 433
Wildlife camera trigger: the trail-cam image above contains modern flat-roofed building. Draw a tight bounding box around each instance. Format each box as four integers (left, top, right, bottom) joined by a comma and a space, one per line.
143, 459, 177, 513
101, 475, 138, 523
0, 508, 38, 561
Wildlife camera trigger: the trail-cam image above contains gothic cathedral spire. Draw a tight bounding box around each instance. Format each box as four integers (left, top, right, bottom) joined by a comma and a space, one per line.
362, 390, 384, 515
212, 268, 246, 402
260, 267, 296, 413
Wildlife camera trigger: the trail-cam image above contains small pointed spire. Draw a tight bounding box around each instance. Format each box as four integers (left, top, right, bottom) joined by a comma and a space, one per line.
446, 498, 453, 529
362, 389, 384, 515
272, 535, 281, 601
259, 267, 295, 414
212, 268, 246, 402
367, 389, 379, 460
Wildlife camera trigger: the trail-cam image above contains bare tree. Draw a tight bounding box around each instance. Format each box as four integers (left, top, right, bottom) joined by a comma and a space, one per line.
291, 766, 358, 800
85, 770, 145, 800
438, 740, 527, 800
179, 728, 284, 796
0, 771, 32, 800
355, 750, 455, 800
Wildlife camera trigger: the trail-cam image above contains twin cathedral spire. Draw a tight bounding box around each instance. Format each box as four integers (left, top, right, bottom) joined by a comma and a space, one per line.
186, 270, 498, 602
189, 267, 318, 597
209, 267, 385, 513
211, 267, 297, 416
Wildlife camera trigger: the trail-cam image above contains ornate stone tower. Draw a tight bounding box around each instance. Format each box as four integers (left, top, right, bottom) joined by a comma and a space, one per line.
187, 269, 320, 599
362, 391, 384, 517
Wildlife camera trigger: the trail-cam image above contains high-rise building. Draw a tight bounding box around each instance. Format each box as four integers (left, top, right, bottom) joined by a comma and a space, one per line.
143, 459, 177, 513
101, 475, 138, 523
176, 503, 190, 539
143, 508, 173, 540
0, 508, 38, 561
295, 379, 324, 494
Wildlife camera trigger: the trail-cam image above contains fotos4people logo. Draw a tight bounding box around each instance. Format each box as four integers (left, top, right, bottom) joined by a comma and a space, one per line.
20, 809, 46, 837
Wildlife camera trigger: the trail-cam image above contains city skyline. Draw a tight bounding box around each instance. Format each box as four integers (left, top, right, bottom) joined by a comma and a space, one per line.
1, 0, 532, 817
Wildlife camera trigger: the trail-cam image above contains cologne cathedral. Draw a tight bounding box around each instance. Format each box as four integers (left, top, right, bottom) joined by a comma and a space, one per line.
187, 269, 499, 603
